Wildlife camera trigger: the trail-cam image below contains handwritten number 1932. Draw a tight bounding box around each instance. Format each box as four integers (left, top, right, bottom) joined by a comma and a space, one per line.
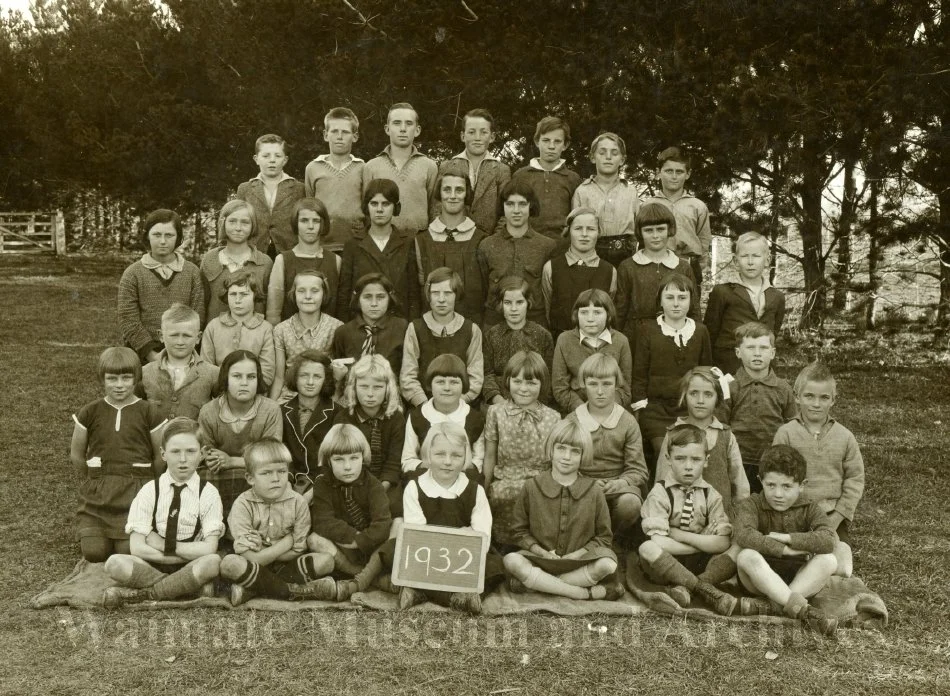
405, 545, 475, 576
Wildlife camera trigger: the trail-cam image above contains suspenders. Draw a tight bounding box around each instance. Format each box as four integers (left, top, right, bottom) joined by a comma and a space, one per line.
151, 478, 207, 543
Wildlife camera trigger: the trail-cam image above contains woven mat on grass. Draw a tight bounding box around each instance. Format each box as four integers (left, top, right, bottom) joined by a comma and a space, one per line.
29, 557, 887, 628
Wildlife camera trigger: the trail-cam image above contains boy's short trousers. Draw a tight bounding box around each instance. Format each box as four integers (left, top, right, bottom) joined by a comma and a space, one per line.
764, 556, 808, 584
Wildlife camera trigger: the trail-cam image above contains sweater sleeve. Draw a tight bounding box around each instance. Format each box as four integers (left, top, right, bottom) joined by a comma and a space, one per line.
309, 478, 359, 545
117, 265, 159, 357
464, 323, 484, 404
620, 416, 649, 496
788, 504, 839, 554
354, 479, 393, 553
259, 323, 277, 388
291, 496, 311, 555
702, 286, 725, 349
727, 431, 750, 500
615, 333, 633, 407
732, 497, 788, 557
835, 430, 865, 520
399, 323, 427, 407
380, 414, 405, 485
640, 484, 672, 537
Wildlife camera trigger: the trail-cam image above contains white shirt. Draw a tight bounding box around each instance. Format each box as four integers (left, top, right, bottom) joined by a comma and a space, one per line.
125, 471, 224, 540
402, 470, 492, 540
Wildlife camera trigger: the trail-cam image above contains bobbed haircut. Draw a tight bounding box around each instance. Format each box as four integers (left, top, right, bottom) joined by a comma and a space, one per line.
491, 274, 535, 312
161, 416, 202, 447
793, 361, 837, 398
361, 178, 401, 217
286, 270, 333, 311
665, 422, 707, 456
657, 146, 691, 170
342, 354, 402, 419
349, 272, 400, 316
420, 421, 472, 471
760, 444, 807, 484
290, 198, 331, 239
571, 288, 617, 329
98, 346, 142, 382
533, 115, 571, 144
318, 423, 372, 470
434, 170, 474, 208
498, 179, 541, 218
544, 418, 593, 472
218, 269, 264, 305
734, 321, 775, 348
634, 202, 677, 245
462, 108, 494, 129
216, 199, 257, 243
578, 352, 623, 385
677, 366, 723, 408
733, 231, 770, 257
161, 302, 200, 329
654, 272, 695, 313
255, 133, 287, 153
563, 207, 601, 239
588, 132, 627, 160
424, 266, 464, 302
324, 106, 360, 134
425, 353, 469, 395
140, 209, 184, 251
243, 438, 292, 475
284, 349, 335, 397
216, 349, 266, 396
503, 350, 549, 397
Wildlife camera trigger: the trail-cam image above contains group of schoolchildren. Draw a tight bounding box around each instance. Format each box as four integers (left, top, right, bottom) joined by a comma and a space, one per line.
74, 103, 864, 635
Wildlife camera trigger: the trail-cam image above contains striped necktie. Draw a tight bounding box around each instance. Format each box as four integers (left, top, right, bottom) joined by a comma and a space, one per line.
360, 324, 379, 357
343, 485, 369, 530
367, 417, 383, 477
163, 484, 187, 555
678, 485, 695, 530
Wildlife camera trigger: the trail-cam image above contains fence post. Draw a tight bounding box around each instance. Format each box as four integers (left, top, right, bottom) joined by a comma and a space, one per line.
53, 210, 66, 255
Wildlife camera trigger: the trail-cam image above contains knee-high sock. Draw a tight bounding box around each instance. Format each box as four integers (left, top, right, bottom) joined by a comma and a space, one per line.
523, 567, 588, 600
648, 551, 699, 591
148, 564, 204, 600
697, 553, 736, 585
235, 560, 290, 600
556, 564, 599, 587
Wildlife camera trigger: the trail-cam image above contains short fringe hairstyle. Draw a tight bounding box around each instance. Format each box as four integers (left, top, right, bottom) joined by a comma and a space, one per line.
578, 352, 623, 385
318, 424, 372, 469
218, 269, 264, 305
491, 274, 534, 312
425, 353, 469, 395
572, 288, 617, 329
503, 350, 549, 397
284, 349, 335, 397
217, 199, 257, 243
420, 421, 472, 471
98, 346, 141, 382
733, 320, 775, 348
677, 366, 723, 408
793, 361, 837, 398
544, 418, 593, 472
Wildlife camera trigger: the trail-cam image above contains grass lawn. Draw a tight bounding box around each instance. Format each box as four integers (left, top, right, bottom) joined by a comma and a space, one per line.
1, 255, 948, 695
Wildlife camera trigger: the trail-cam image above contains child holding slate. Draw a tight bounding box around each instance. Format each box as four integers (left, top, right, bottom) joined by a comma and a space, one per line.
308, 425, 393, 602
654, 367, 749, 513
551, 289, 632, 413
483, 351, 560, 546
399, 422, 504, 614
266, 199, 341, 325
504, 419, 623, 601
335, 355, 406, 518
221, 439, 336, 605
102, 417, 223, 608
72, 347, 166, 562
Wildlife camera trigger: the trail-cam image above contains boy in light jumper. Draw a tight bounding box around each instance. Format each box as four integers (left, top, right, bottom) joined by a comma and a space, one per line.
304, 107, 366, 250
362, 102, 438, 232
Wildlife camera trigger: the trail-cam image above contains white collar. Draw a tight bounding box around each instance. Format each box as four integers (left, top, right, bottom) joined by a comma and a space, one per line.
422, 311, 464, 336
632, 249, 680, 269
429, 217, 476, 234
574, 402, 624, 430
565, 249, 601, 266
159, 471, 201, 494
315, 153, 364, 166
420, 399, 470, 423
529, 157, 565, 172
253, 172, 294, 184
657, 316, 696, 346
579, 328, 612, 345
736, 275, 772, 293
416, 469, 470, 497
453, 150, 499, 163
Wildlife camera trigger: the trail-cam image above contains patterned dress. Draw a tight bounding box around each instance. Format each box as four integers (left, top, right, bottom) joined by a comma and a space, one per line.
484, 400, 561, 546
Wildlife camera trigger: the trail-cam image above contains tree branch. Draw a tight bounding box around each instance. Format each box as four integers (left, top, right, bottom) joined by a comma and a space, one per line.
459, 1, 478, 21
340, 0, 391, 39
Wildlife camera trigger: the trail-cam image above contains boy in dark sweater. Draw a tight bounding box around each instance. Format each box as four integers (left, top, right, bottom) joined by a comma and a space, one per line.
734, 445, 839, 635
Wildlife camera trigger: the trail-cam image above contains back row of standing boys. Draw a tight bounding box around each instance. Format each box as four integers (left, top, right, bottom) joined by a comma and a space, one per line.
85, 103, 862, 633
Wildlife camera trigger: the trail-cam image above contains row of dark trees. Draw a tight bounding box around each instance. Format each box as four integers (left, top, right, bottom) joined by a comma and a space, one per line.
0, 0, 947, 327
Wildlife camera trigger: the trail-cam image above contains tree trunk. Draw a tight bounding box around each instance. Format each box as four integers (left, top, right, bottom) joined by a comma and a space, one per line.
937, 189, 950, 327
832, 156, 857, 311
797, 138, 828, 329
865, 177, 882, 329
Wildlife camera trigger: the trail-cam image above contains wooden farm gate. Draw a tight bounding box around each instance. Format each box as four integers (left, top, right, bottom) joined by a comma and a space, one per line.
0, 211, 66, 254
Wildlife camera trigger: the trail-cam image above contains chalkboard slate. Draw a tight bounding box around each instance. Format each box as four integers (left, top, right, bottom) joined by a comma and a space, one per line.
392, 523, 487, 594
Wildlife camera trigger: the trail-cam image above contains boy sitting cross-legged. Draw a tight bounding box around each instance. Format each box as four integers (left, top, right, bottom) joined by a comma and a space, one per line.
637, 424, 737, 615
734, 444, 839, 635
102, 417, 223, 608
220, 438, 337, 605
